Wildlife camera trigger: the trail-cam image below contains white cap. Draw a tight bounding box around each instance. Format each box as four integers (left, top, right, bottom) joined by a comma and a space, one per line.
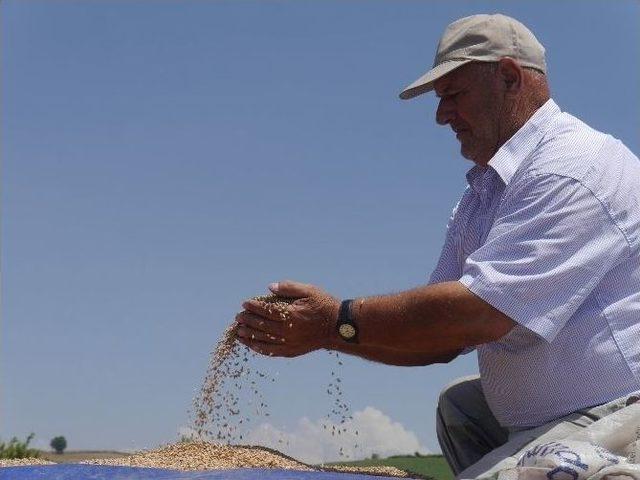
399, 14, 546, 100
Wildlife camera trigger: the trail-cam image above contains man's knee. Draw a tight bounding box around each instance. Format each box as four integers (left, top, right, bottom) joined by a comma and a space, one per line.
437, 375, 510, 476
437, 374, 482, 419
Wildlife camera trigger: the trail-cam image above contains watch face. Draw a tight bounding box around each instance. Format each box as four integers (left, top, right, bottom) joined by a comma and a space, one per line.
339, 323, 356, 339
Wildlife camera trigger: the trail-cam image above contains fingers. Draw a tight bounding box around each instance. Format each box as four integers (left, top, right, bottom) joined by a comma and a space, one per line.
241, 299, 289, 322
241, 280, 317, 320
236, 325, 285, 344
235, 312, 285, 344
236, 336, 305, 358
235, 312, 284, 336
269, 280, 315, 298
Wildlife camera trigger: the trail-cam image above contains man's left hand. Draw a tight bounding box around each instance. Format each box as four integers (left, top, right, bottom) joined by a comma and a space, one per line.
236, 280, 340, 358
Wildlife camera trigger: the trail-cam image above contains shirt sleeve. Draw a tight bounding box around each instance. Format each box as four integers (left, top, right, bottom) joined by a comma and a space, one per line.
428, 192, 467, 285
459, 172, 629, 343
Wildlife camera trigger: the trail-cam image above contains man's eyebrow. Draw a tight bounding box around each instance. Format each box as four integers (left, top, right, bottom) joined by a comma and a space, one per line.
435, 86, 454, 98
435, 83, 464, 98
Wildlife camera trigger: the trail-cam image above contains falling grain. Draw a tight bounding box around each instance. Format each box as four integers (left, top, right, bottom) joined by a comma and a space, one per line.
190, 293, 360, 460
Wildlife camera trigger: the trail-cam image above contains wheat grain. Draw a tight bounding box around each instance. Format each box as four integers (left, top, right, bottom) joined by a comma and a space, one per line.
190, 294, 360, 461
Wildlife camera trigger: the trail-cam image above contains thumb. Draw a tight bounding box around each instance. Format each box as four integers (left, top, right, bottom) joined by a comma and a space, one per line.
269, 280, 314, 298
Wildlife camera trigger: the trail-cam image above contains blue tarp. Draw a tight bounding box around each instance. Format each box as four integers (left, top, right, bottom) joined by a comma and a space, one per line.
0, 465, 406, 480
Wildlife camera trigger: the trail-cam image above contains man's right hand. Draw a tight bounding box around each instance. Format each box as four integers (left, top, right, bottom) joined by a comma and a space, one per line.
235, 280, 340, 358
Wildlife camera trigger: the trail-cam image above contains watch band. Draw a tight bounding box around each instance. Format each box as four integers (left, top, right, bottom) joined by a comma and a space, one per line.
337, 299, 359, 343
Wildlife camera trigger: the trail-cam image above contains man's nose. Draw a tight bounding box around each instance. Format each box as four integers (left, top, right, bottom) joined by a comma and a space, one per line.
436, 98, 455, 125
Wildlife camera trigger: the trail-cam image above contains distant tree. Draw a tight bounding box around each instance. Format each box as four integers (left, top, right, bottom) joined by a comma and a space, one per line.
371, 453, 380, 460
50, 436, 67, 454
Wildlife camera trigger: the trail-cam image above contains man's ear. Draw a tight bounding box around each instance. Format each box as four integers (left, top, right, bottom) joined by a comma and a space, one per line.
497, 57, 523, 95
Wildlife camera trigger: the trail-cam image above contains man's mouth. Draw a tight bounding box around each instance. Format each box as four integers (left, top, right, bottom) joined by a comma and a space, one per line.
452, 125, 469, 139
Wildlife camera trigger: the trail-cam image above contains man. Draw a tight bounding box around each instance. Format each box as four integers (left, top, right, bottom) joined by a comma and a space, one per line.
236, 14, 640, 479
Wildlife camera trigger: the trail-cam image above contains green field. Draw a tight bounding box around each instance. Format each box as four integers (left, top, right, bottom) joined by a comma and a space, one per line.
327, 454, 454, 480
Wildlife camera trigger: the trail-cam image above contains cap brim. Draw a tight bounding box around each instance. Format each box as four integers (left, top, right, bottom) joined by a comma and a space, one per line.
399, 59, 473, 100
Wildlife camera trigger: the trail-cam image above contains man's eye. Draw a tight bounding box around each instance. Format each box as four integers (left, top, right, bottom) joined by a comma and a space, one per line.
438, 91, 461, 101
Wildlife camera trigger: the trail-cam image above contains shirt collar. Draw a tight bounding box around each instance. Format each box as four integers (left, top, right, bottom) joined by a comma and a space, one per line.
465, 99, 561, 189
465, 164, 488, 194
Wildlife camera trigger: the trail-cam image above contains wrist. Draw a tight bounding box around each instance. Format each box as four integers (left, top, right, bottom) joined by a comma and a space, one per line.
353, 297, 365, 322
336, 299, 359, 343
324, 297, 365, 349
323, 298, 341, 349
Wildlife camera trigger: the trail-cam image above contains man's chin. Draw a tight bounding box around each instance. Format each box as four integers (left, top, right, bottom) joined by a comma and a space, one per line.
459, 144, 473, 160
460, 147, 492, 166
459, 141, 484, 162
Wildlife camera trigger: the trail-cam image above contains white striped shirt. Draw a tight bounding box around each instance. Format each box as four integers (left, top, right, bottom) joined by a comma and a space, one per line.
429, 99, 640, 428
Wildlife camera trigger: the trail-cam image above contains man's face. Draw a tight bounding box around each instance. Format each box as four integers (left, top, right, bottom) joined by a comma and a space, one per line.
433, 63, 503, 166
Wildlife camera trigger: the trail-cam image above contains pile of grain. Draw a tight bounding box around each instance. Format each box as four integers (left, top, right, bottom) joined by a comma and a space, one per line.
327, 465, 415, 478
82, 441, 311, 471
0, 444, 421, 478
81, 441, 417, 477
0, 458, 55, 467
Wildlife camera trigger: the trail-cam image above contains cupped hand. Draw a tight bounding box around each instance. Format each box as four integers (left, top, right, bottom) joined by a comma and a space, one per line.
235, 280, 340, 358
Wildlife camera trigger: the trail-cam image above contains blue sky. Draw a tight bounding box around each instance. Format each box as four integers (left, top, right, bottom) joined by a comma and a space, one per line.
2, 1, 639, 460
